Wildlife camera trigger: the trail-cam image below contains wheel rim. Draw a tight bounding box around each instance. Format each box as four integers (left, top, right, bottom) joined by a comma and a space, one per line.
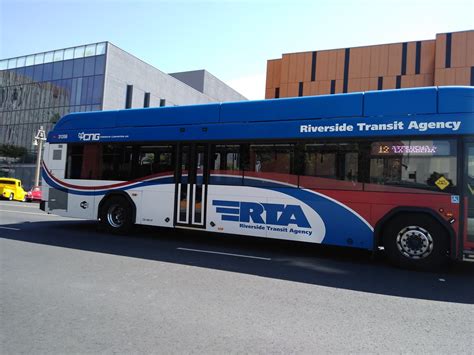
9, 194, 13, 201
396, 225, 434, 259
107, 204, 125, 228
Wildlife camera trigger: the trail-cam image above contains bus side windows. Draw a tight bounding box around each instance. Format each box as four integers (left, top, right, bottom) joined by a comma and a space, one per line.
367, 140, 458, 193
298, 142, 362, 191
136, 145, 175, 179
209, 144, 242, 185
243, 144, 297, 186
65, 143, 175, 181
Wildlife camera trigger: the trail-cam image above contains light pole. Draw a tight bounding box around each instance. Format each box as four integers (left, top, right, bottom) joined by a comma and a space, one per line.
33, 126, 46, 187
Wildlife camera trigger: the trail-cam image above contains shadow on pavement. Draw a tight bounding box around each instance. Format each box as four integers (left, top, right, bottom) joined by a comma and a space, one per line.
1, 219, 473, 304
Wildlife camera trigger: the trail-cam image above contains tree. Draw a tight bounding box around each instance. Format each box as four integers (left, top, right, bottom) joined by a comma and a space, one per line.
0, 144, 27, 158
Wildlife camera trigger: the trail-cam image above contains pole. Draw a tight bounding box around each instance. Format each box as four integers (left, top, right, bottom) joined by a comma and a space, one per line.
34, 138, 43, 187
33, 126, 46, 187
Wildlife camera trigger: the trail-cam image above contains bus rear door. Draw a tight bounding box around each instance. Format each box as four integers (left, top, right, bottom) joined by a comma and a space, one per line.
175, 144, 208, 228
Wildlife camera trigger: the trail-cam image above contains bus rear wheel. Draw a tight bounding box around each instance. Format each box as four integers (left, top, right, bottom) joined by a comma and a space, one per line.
8, 193, 14, 201
99, 196, 134, 234
383, 214, 449, 270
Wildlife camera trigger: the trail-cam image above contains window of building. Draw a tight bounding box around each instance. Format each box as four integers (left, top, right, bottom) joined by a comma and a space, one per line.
62, 60, 73, 79
44, 52, 54, 64
33, 65, 43, 82
125, 85, 133, 109
64, 48, 74, 60
52, 61, 63, 80
43, 63, 53, 81
83, 56, 95, 76
84, 44, 96, 57
144, 92, 150, 108
94, 55, 105, 75
92, 75, 104, 104
96, 43, 106, 55
73, 46, 85, 59
72, 58, 85, 78
25, 55, 35, 66
34, 53, 44, 65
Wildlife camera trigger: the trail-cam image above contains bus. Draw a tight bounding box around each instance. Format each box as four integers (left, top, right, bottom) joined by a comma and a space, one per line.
40, 87, 474, 270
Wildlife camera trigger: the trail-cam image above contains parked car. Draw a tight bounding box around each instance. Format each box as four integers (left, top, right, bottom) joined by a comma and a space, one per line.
0, 178, 27, 202
26, 186, 42, 202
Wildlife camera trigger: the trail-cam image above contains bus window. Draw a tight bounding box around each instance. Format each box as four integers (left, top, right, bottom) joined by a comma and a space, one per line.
299, 142, 362, 190
136, 145, 175, 178
101, 144, 133, 181
66, 143, 102, 180
243, 143, 297, 186
209, 145, 242, 185
66, 143, 134, 181
368, 139, 457, 193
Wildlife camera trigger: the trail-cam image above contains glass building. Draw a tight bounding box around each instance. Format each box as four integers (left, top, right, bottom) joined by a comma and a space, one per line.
0, 42, 246, 187
0, 42, 106, 185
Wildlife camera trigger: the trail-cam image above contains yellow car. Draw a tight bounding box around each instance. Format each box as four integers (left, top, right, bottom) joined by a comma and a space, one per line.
0, 178, 27, 202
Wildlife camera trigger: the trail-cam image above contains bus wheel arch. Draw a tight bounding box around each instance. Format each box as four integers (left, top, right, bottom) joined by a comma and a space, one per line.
375, 207, 453, 270
98, 192, 136, 234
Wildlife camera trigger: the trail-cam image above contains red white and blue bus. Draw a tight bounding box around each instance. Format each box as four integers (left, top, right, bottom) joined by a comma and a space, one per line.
41, 87, 474, 269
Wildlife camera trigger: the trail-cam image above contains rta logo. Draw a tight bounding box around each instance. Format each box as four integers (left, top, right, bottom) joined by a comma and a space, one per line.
78, 132, 100, 141
213, 200, 311, 227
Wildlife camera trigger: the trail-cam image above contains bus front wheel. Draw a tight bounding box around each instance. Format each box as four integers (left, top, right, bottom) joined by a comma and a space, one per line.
383, 214, 449, 270
99, 196, 134, 234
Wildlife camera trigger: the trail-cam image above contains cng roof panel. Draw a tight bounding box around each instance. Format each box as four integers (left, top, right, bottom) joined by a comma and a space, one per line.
219, 93, 364, 123
363, 87, 438, 116
52, 87, 474, 132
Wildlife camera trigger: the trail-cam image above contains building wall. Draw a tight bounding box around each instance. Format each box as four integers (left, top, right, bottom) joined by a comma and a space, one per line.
0, 43, 108, 187
103, 44, 217, 110
170, 70, 247, 102
265, 30, 473, 99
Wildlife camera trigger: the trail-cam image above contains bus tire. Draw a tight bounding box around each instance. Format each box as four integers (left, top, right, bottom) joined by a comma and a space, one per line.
99, 195, 134, 234
383, 214, 449, 271
8, 193, 13, 201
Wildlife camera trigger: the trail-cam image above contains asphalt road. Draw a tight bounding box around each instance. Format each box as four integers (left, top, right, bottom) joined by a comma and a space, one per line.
1, 200, 473, 354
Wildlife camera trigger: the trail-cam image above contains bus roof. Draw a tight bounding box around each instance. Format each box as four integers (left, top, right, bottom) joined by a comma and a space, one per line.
53, 87, 474, 131
48, 87, 474, 143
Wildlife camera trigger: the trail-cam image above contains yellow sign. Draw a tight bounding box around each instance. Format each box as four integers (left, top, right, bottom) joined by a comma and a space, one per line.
435, 176, 450, 190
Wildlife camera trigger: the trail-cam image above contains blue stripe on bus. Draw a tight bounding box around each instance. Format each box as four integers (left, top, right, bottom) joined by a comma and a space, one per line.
222, 215, 240, 222
215, 207, 240, 214
212, 200, 240, 207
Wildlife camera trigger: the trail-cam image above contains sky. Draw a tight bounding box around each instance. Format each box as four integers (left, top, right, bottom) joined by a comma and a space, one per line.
1, 0, 473, 100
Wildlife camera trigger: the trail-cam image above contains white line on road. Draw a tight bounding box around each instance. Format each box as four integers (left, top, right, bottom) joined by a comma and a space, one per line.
0, 209, 56, 217
177, 247, 271, 260
0, 202, 41, 209
0, 226, 20, 231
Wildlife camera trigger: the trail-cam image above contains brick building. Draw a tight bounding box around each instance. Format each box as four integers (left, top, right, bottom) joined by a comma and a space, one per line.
265, 30, 473, 99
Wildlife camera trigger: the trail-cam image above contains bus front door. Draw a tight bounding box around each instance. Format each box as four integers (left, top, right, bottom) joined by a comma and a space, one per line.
465, 141, 474, 251
175, 144, 208, 228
